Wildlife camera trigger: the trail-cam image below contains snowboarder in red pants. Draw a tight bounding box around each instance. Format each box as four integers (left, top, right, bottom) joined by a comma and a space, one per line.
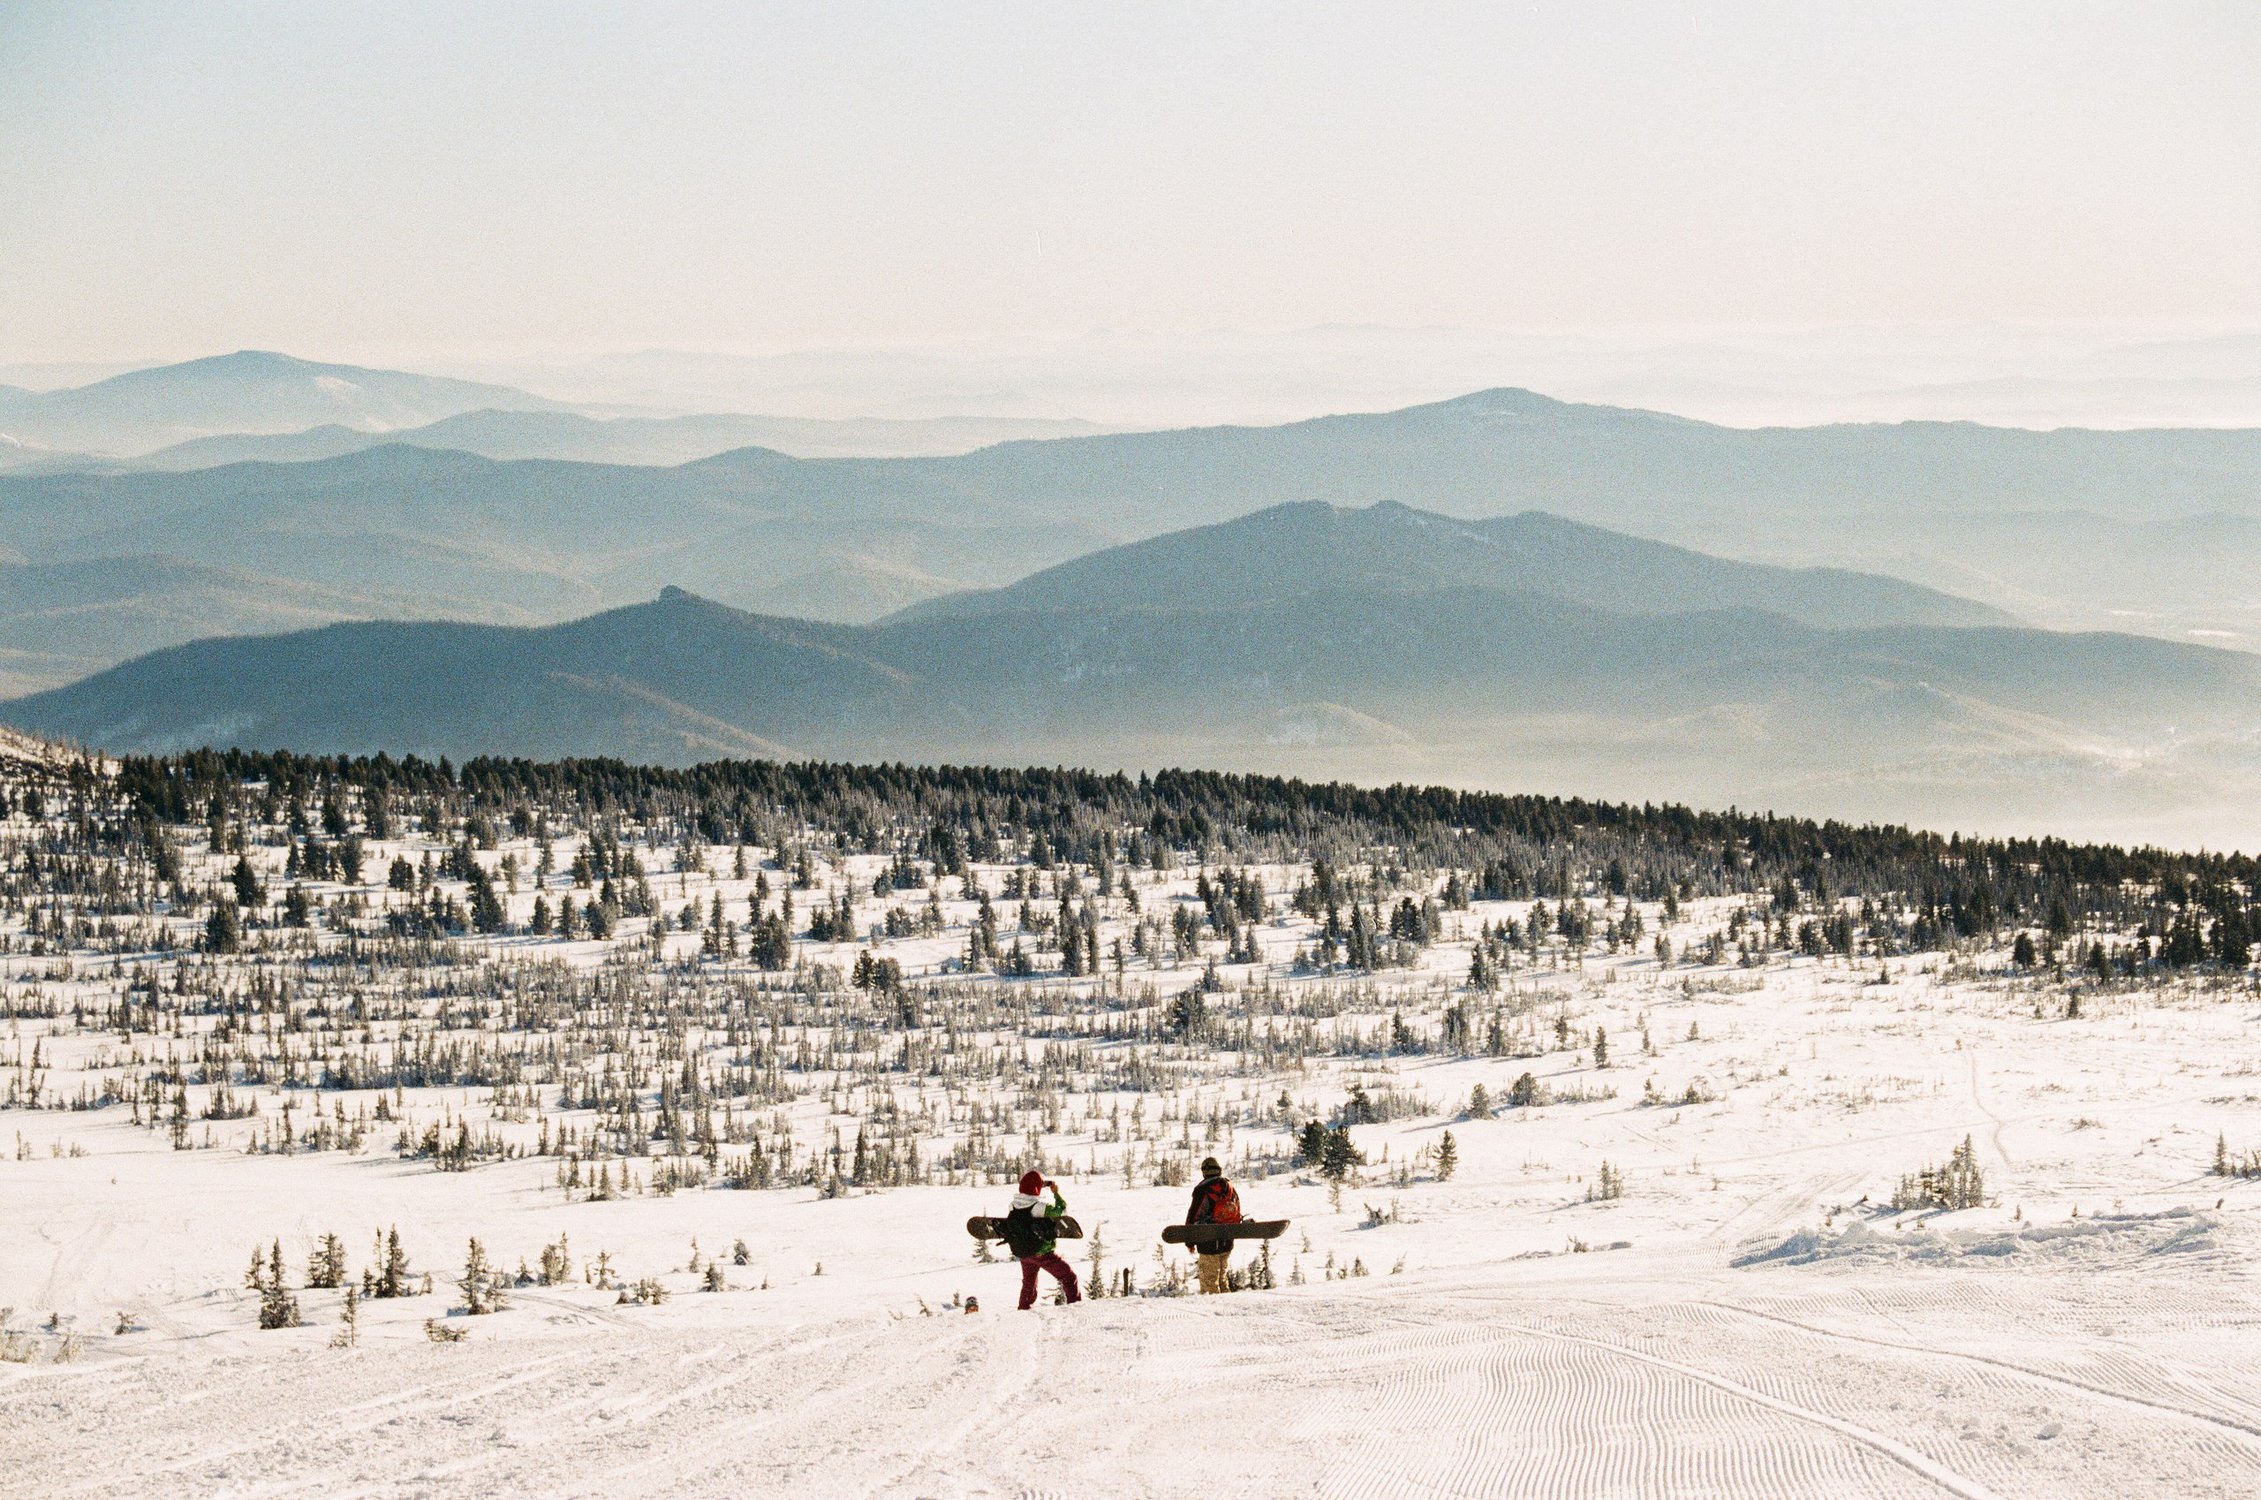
1002, 1171, 1080, 1310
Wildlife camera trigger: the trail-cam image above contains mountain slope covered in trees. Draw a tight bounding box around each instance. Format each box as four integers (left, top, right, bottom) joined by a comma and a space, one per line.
0, 556, 456, 700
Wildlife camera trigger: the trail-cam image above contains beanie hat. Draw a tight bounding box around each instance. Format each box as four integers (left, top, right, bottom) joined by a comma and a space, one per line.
1200, 1157, 1222, 1177
1019, 1170, 1045, 1195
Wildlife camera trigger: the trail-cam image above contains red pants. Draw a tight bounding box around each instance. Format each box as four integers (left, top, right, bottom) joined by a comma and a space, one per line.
1017, 1252, 1081, 1309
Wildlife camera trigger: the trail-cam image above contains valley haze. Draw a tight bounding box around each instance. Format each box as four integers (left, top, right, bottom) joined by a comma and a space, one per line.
9, 362, 2261, 848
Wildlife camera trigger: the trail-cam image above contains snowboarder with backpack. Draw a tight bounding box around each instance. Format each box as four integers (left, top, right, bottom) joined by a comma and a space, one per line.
1185, 1156, 1242, 1293
1002, 1171, 1081, 1310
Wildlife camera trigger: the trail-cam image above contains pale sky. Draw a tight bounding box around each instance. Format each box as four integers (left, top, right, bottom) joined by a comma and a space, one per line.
3, 1, 2258, 366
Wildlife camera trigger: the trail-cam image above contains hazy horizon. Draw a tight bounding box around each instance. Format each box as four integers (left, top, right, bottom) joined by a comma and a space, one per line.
13, 321, 2261, 433
6, 2, 2257, 393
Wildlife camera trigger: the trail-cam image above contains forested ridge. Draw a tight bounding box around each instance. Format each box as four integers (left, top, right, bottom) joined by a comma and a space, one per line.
58, 749, 2261, 968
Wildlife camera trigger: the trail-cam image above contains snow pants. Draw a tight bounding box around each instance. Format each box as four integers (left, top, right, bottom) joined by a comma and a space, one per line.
1017, 1252, 1081, 1309
1197, 1249, 1232, 1294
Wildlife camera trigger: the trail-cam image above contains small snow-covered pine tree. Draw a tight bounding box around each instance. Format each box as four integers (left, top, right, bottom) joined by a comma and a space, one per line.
373, 1227, 413, 1299
307, 1233, 348, 1290
330, 1285, 359, 1349
459, 1238, 505, 1315
258, 1241, 302, 1330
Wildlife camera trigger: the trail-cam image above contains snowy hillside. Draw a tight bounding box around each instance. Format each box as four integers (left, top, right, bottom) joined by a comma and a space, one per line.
4, 753, 2261, 1497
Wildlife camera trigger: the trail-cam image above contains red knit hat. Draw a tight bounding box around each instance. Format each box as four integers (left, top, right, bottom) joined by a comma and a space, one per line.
1019, 1170, 1044, 1195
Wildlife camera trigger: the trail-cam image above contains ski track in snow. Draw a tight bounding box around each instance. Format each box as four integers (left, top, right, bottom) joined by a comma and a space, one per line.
11, 1265, 2261, 1499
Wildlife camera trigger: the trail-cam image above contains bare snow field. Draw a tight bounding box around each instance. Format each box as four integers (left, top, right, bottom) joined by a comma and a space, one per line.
3, 757, 2260, 1498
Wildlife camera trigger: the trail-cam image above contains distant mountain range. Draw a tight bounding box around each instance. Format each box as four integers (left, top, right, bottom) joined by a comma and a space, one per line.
118, 408, 1123, 469
9, 500, 2260, 847
0, 352, 1118, 467
898, 501, 2008, 631
0, 351, 570, 456
10, 373, 2261, 715
0, 441, 1105, 661
0, 556, 465, 701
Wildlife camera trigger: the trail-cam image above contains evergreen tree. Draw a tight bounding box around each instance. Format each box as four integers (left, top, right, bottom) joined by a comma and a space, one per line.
1434, 1130, 1458, 1182
749, 912, 791, 969
258, 1239, 302, 1329
331, 1284, 359, 1349
307, 1233, 348, 1290
373, 1227, 413, 1299
1168, 988, 1208, 1039
1319, 1124, 1364, 1181
204, 902, 242, 955
459, 1237, 505, 1315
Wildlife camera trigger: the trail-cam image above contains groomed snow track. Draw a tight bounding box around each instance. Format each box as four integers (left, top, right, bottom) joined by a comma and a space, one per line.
10, 1264, 2261, 1499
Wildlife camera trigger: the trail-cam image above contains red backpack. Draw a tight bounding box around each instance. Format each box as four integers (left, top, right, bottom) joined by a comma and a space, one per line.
1205, 1179, 1242, 1225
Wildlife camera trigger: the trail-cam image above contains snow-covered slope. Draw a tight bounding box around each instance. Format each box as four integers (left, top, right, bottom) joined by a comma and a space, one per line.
4, 755, 2260, 1497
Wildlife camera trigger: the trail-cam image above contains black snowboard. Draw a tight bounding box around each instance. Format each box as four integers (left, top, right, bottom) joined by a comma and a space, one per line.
967, 1214, 1084, 1242
1162, 1219, 1289, 1248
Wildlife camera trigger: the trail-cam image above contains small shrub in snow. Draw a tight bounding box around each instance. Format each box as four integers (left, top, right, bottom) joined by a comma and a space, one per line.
2214, 1134, 2261, 1178
619, 1276, 669, 1306
1586, 1162, 1626, 1202
1894, 1136, 1986, 1211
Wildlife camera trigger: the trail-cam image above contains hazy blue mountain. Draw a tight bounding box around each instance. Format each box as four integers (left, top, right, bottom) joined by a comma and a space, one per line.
898, 500, 2009, 631
0, 351, 570, 456
131, 423, 380, 469
0, 433, 109, 474
810, 386, 2261, 536
2, 588, 910, 765
128, 408, 1127, 469
0, 441, 1097, 629
13, 384, 2261, 664
0, 555, 466, 698
11, 560, 2261, 843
